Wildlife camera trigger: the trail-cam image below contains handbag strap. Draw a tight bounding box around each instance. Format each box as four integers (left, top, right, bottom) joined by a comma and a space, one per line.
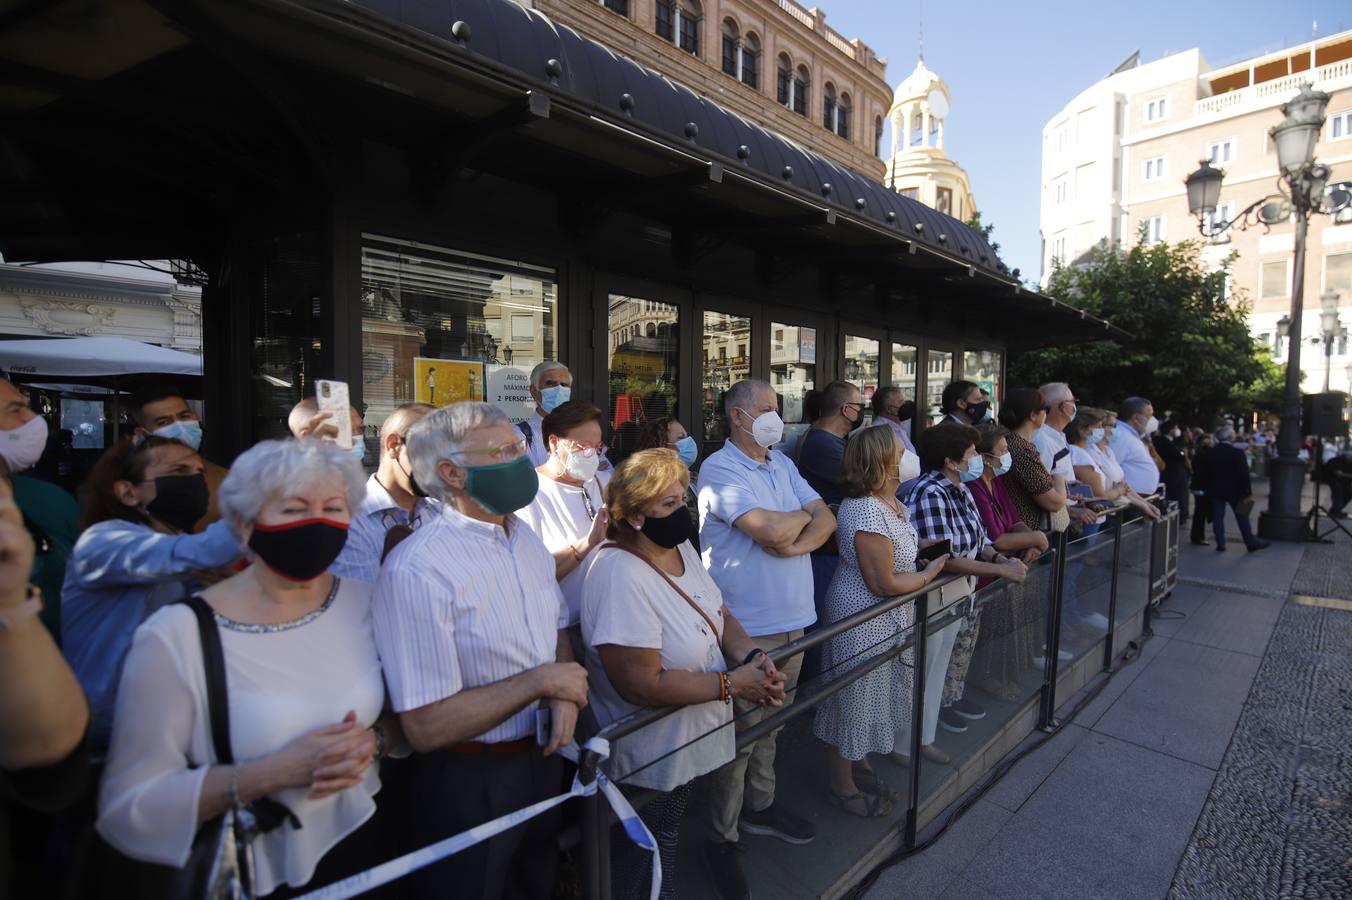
599, 542, 721, 639
178, 596, 234, 765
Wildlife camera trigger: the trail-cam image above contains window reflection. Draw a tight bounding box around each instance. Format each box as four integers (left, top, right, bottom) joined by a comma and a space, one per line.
608, 295, 679, 466
702, 311, 750, 455
926, 349, 953, 425
963, 350, 1003, 413
771, 322, 816, 454
844, 334, 880, 420
890, 343, 918, 407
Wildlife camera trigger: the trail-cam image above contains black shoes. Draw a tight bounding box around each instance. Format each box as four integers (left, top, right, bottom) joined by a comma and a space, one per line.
704, 841, 750, 900
739, 802, 816, 845
938, 707, 969, 733
952, 698, 987, 720
1246, 541, 1271, 553
1215, 544, 1227, 552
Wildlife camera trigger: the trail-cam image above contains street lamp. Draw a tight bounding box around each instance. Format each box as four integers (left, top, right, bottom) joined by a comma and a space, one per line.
1186, 82, 1352, 541
1319, 290, 1344, 393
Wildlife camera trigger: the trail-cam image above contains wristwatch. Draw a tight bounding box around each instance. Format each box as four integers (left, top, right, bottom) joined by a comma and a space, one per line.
0, 586, 42, 633
742, 648, 766, 666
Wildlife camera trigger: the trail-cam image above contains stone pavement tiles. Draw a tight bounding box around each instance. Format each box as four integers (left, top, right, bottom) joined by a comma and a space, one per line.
1170, 533, 1352, 900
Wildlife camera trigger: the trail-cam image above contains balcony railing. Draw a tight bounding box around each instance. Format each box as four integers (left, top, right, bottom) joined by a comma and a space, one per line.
772, 0, 814, 30
1196, 58, 1352, 117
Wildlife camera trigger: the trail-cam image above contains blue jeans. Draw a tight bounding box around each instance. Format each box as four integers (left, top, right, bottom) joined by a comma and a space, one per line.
1062, 521, 1105, 626
1211, 496, 1257, 549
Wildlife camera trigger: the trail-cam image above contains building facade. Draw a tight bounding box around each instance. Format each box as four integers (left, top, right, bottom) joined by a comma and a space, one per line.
884, 59, 977, 224
530, 0, 892, 180
1040, 33, 1352, 395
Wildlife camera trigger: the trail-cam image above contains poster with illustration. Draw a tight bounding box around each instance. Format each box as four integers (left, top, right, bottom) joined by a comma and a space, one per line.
414, 357, 485, 407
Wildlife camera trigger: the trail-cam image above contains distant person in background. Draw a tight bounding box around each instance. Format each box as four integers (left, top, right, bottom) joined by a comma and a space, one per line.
1189, 432, 1216, 545
1153, 420, 1190, 523
939, 380, 989, 427
635, 415, 700, 547
0, 378, 79, 640
130, 384, 228, 528
521, 361, 574, 467
287, 397, 368, 466
1203, 426, 1269, 554
870, 386, 918, 457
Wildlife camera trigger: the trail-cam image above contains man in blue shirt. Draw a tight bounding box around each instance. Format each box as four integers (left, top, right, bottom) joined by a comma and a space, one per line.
697, 379, 836, 900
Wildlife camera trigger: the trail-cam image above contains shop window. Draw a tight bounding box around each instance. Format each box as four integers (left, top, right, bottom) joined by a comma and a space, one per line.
359, 235, 557, 439
890, 343, 918, 408
703, 310, 751, 454
771, 322, 816, 429
608, 295, 679, 465
251, 231, 326, 443
963, 349, 1003, 414
844, 334, 879, 418
926, 349, 953, 425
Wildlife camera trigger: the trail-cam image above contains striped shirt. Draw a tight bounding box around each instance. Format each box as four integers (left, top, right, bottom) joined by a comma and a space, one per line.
903, 470, 992, 560
371, 503, 568, 743
330, 474, 435, 585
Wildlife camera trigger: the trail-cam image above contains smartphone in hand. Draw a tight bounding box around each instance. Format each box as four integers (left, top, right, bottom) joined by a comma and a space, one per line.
918, 538, 952, 563
315, 379, 353, 449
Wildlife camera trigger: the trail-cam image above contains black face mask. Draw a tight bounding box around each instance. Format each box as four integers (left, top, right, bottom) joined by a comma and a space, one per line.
146, 473, 209, 533
847, 407, 865, 431
962, 401, 991, 423
248, 518, 349, 582
897, 401, 917, 422
638, 506, 694, 549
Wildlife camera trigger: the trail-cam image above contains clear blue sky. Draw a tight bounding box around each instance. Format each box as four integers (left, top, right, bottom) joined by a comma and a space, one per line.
815, 0, 1350, 283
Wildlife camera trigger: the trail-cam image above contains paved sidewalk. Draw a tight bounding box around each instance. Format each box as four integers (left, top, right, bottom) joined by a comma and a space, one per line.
864, 494, 1344, 900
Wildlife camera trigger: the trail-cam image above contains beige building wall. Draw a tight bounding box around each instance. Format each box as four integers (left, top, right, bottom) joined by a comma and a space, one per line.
884, 59, 978, 222
531, 0, 891, 180
1041, 34, 1352, 396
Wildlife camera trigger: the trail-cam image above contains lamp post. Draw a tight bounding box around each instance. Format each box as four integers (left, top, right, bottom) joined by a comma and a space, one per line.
1186, 82, 1352, 541
1319, 290, 1343, 393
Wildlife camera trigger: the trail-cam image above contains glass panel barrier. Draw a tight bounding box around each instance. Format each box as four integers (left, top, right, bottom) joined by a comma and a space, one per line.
701, 310, 751, 459
1056, 525, 1118, 663
607, 295, 679, 466
1115, 517, 1153, 625
916, 554, 1055, 812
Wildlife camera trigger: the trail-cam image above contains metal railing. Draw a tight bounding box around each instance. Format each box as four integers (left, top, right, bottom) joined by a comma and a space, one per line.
575, 503, 1176, 899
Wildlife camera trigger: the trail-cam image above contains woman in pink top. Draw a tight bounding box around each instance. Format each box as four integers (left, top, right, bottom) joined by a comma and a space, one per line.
965, 425, 1050, 701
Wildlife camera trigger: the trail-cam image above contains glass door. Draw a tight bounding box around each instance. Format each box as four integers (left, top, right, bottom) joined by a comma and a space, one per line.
841, 327, 883, 423
963, 348, 1004, 413
925, 347, 955, 426
770, 320, 818, 452
607, 294, 681, 465
700, 308, 754, 458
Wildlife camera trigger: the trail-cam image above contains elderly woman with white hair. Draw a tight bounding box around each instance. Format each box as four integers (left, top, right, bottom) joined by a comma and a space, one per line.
97, 438, 404, 899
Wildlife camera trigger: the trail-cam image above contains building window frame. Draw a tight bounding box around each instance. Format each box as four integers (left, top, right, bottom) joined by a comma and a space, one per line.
822, 82, 837, 132
1143, 156, 1166, 182
1260, 258, 1290, 300
1330, 109, 1352, 141
837, 92, 851, 140
1141, 215, 1166, 246
600, 0, 629, 16
1145, 96, 1169, 123
740, 32, 761, 89
1206, 137, 1237, 165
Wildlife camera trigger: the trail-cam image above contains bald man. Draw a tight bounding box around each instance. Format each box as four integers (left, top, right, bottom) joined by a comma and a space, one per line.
287, 396, 366, 448
329, 402, 436, 584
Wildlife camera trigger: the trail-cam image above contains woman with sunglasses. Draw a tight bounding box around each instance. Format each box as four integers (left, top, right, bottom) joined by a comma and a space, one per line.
518, 400, 612, 627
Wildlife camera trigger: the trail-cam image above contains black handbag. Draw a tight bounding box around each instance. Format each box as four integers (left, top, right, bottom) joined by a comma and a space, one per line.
111, 596, 299, 899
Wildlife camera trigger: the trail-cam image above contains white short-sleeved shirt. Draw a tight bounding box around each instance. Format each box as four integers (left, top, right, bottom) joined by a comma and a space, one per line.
1032, 424, 1075, 481
696, 440, 821, 637
372, 504, 568, 742
97, 579, 385, 897
1089, 444, 1125, 489
1113, 422, 1160, 494
582, 541, 735, 791
1068, 444, 1104, 480
518, 471, 612, 627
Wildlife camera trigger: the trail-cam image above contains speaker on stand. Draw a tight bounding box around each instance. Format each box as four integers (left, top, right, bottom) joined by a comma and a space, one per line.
1301, 392, 1351, 542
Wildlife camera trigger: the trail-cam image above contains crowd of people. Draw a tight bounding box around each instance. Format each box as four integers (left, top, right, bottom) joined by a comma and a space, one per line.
0, 361, 1253, 900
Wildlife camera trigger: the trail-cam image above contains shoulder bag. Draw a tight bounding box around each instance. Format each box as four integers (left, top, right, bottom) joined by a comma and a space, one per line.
599, 542, 721, 640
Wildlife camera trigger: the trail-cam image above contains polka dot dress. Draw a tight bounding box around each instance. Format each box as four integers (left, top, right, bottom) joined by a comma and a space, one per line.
812, 494, 918, 762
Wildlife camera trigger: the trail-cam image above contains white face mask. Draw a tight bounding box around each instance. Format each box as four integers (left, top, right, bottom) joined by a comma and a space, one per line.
562, 444, 601, 482
0, 415, 48, 473
737, 407, 784, 448
898, 448, 921, 484
1144, 415, 1160, 435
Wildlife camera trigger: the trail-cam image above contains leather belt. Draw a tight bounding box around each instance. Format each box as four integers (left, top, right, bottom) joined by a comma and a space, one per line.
447, 737, 534, 756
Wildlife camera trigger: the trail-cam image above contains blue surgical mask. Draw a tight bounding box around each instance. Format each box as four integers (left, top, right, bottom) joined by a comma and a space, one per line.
153, 420, 203, 451
349, 439, 367, 465
1108, 427, 1125, 447
959, 454, 985, 483
994, 452, 1012, 476
674, 435, 698, 467
1089, 427, 1105, 443
539, 385, 571, 413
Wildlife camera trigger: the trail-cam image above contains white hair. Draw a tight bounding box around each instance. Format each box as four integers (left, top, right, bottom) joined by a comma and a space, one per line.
1038, 382, 1072, 404
1214, 425, 1236, 442
218, 438, 366, 537
406, 401, 512, 503
724, 379, 772, 418
530, 360, 570, 389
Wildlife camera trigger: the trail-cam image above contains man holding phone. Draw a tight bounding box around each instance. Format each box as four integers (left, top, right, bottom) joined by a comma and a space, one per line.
287, 395, 367, 464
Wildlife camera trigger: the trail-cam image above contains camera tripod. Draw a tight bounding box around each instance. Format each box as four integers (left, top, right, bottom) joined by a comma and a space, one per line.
1304, 437, 1352, 543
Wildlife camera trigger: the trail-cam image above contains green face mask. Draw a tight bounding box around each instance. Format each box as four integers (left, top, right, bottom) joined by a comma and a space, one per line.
464, 455, 539, 515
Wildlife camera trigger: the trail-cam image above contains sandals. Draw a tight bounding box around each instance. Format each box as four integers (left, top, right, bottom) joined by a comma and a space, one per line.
851, 764, 897, 802
830, 787, 893, 818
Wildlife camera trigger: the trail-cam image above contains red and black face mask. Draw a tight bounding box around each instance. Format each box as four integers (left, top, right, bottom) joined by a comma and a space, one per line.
247, 518, 349, 582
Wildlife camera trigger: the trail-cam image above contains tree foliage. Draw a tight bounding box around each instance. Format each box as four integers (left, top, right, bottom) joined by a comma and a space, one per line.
1008, 236, 1270, 425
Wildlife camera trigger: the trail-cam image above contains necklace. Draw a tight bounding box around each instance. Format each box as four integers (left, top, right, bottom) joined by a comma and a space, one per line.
578, 482, 597, 520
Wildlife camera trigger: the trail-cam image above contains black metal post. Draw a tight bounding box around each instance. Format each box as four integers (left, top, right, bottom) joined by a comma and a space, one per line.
1039, 531, 1069, 731
579, 750, 603, 900
1102, 512, 1124, 672
903, 590, 930, 847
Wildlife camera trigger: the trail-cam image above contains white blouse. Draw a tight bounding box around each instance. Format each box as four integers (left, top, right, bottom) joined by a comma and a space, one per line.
1089, 444, 1126, 490
518, 470, 612, 627
582, 541, 735, 792
97, 578, 386, 897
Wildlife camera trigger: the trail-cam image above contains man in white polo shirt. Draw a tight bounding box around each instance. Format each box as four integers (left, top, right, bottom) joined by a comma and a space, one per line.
520, 360, 573, 466
1034, 382, 1101, 529
1114, 396, 1162, 496
372, 401, 588, 899
696, 379, 836, 900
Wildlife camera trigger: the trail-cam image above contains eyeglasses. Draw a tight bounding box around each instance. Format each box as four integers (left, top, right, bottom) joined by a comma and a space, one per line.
562, 438, 608, 456
449, 436, 529, 463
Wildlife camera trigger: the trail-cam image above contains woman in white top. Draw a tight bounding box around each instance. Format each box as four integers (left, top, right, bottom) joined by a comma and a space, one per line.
582, 448, 784, 900
519, 400, 611, 627
98, 438, 404, 899
1067, 410, 1126, 503
1087, 408, 1161, 521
